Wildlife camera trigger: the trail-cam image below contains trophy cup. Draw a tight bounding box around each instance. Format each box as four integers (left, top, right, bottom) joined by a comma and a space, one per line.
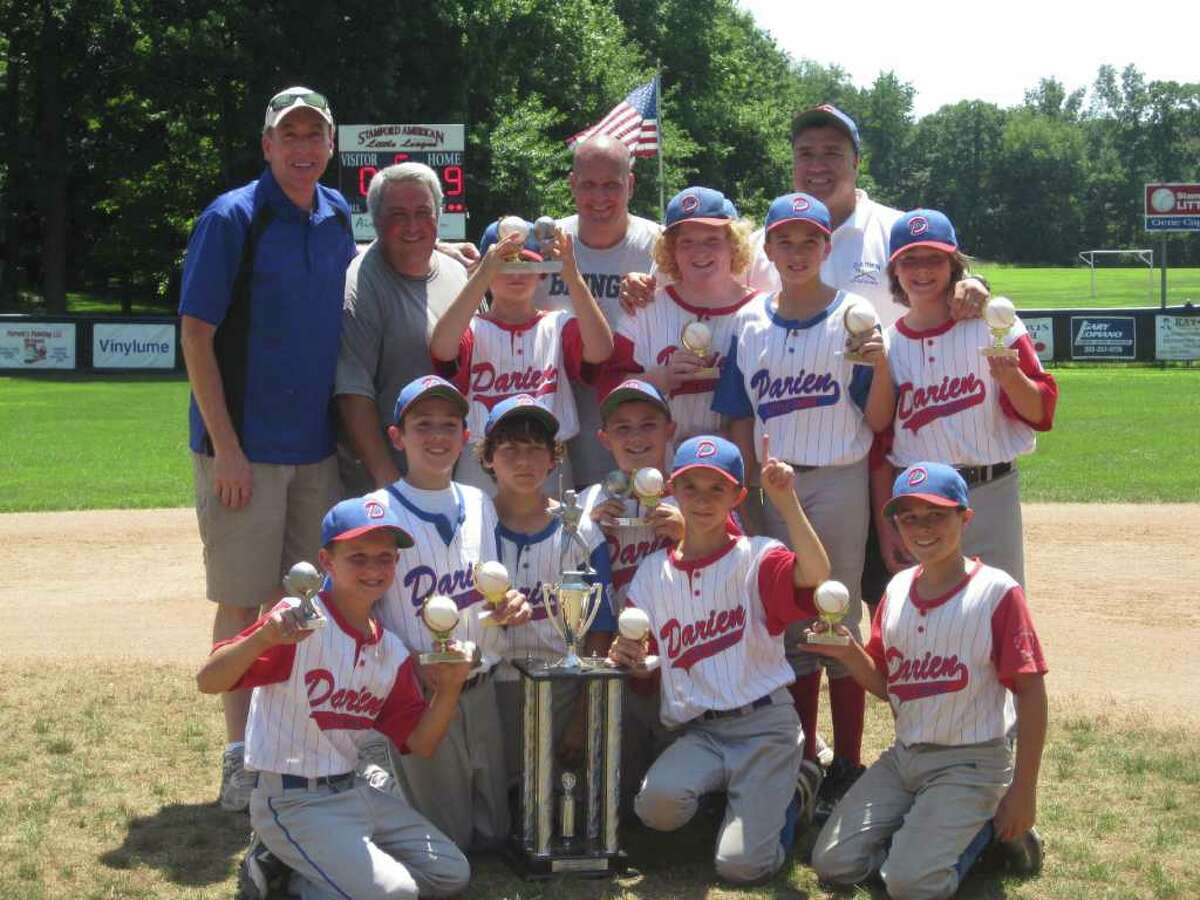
680, 320, 720, 378
418, 595, 477, 665
842, 301, 880, 364
283, 561, 326, 631
509, 488, 627, 877
600, 469, 640, 529
980, 296, 1019, 359
474, 561, 511, 626
498, 214, 564, 275
617, 607, 660, 671
805, 580, 851, 645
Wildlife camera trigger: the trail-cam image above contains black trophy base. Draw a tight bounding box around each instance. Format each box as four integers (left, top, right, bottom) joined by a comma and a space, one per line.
505, 840, 627, 879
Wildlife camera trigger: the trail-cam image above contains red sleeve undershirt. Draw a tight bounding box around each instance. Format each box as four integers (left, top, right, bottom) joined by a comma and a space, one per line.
561, 316, 603, 385
998, 334, 1058, 431
210, 601, 297, 690
432, 329, 475, 393
595, 333, 644, 398
989, 584, 1049, 690
864, 592, 890, 672
372, 655, 428, 754
757, 546, 817, 635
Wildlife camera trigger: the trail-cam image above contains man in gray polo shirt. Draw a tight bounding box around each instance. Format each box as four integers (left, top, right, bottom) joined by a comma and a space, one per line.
335, 163, 468, 493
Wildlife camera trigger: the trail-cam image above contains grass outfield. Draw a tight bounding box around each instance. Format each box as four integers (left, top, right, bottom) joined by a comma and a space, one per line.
2, 367, 1198, 512
973, 264, 1200, 310
2, 661, 1197, 899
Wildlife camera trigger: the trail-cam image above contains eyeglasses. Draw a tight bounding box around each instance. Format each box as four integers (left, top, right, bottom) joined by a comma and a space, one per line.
268, 91, 329, 112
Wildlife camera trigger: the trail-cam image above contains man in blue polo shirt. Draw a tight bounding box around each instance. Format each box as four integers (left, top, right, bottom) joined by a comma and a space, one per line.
179, 86, 356, 812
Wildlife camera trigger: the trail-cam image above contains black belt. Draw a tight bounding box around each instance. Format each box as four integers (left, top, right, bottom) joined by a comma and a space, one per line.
701, 693, 774, 721
788, 463, 818, 474
955, 462, 1012, 487
463, 668, 492, 691
281, 772, 355, 791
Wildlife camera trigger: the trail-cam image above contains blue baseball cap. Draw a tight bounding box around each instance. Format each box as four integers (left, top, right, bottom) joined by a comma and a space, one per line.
882, 462, 969, 519
393, 375, 468, 424
670, 435, 745, 487
765, 192, 832, 236
478, 218, 544, 263
792, 104, 861, 153
321, 492, 414, 548
664, 187, 738, 230
484, 394, 559, 437
889, 209, 958, 263
600, 378, 671, 420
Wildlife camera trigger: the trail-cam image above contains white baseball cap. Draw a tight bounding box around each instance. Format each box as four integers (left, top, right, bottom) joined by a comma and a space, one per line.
263, 86, 334, 131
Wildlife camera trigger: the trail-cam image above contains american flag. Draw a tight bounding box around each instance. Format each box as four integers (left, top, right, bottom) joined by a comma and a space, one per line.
566, 79, 659, 158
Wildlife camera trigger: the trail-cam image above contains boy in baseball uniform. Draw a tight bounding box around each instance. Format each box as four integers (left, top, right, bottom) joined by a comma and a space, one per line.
197, 495, 471, 900
608, 435, 831, 884
371, 375, 532, 851
477, 394, 615, 784
428, 218, 613, 492
713, 193, 895, 818
808, 462, 1048, 899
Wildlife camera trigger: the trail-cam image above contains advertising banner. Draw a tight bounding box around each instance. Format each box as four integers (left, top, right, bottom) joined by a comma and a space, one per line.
1155, 315, 1200, 361
93, 323, 176, 368
0, 322, 76, 369
1023, 317, 1054, 363
1070, 316, 1136, 360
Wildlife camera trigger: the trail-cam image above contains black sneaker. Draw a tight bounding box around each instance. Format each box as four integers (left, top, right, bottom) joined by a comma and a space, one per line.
236, 833, 291, 900
812, 756, 866, 826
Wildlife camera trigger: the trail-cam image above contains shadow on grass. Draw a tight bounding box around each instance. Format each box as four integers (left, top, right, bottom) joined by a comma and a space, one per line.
99, 802, 250, 888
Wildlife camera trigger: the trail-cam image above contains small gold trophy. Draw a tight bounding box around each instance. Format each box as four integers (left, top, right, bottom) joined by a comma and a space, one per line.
474, 561, 511, 627
283, 561, 326, 631
842, 301, 880, 364
617, 606, 660, 670
680, 320, 719, 378
498, 214, 563, 274
628, 466, 665, 526
806, 580, 851, 645
602, 469, 640, 528
418, 595, 475, 665
980, 296, 1019, 359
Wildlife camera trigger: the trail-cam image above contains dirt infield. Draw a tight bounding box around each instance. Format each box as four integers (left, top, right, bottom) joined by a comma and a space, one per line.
4, 503, 1198, 728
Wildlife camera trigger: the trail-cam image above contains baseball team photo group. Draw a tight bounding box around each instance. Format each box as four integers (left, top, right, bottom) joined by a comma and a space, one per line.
2, 4, 1199, 900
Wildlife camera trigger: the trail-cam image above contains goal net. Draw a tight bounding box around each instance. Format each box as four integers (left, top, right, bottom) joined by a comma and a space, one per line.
1078, 249, 1154, 301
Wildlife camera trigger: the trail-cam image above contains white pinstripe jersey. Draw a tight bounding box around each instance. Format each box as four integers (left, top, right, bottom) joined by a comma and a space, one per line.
714, 291, 874, 466
612, 285, 758, 441
375, 480, 504, 669
440, 310, 586, 441
886, 316, 1041, 466
627, 536, 805, 728
578, 483, 678, 607
241, 595, 425, 777
493, 514, 615, 679
867, 560, 1047, 746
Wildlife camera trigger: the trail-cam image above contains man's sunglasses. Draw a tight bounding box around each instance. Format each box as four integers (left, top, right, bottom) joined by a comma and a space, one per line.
268, 91, 329, 112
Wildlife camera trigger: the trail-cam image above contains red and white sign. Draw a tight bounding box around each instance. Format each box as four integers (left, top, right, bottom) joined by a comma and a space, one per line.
1145, 183, 1200, 232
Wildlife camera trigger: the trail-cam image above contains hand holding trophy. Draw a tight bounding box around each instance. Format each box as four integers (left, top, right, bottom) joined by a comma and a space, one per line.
617, 607, 660, 670
980, 296, 1019, 359
680, 320, 720, 378
632, 466, 665, 517
283, 561, 326, 631
419, 595, 479, 666
497, 214, 564, 275
474, 561, 511, 627
805, 580, 851, 646
842, 301, 880, 364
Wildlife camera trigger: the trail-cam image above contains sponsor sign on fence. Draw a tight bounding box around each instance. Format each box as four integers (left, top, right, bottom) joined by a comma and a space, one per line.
92, 323, 176, 369
0, 322, 76, 369
1070, 316, 1136, 360
1155, 315, 1200, 361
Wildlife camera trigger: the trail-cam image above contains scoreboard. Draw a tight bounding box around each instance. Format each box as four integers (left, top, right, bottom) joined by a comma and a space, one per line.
337, 124, 467, 241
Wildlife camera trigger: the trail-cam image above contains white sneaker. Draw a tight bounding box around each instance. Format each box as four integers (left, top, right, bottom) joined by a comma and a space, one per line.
357, 738, 401, 796
814, 733, 835, 768
219, 745, 255, 812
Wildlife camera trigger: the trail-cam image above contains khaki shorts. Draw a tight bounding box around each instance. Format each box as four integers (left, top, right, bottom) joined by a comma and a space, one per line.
192, 453, 341, 608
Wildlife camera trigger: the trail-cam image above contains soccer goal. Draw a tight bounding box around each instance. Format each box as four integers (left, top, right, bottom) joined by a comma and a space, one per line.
1078, 249, 1154, 301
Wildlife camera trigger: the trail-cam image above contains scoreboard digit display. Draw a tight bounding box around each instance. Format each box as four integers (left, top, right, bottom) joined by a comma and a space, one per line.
336, 124, 467, 241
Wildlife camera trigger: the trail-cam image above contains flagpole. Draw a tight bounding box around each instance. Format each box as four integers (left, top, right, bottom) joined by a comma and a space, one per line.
655, 66, 665, 221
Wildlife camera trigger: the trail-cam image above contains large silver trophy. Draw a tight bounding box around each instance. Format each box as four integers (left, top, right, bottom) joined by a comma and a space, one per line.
509, 488, 627, 877
283, 561, 326, 631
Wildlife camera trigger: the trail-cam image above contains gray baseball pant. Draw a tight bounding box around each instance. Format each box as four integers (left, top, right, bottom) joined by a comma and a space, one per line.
812, 739, 1013, 900
250, 771, 469, 900
634, 688, 801, 884
963, 469, 1025, 588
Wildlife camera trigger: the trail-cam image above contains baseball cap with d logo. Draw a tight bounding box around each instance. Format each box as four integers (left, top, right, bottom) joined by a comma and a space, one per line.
670, 435, 745, 486
888, 209, 958, 262
664, 187, 738, 230
882, 462, 969, 518
765, 192, 832, 236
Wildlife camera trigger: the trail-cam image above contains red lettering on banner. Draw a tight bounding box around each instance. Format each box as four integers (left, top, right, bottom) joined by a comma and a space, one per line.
661, 605, 746, 672
884, 647, 969, 702
896, 374, 985, 433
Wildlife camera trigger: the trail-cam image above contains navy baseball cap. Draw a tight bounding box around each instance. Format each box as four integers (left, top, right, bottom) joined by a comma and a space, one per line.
484, 394, 560, 437
321, 492, 414, 548
393, 375, 468, 424
882, 462, 969, 519
765, 192, 832, 236
889, 209, 958, 262
664, 187, 738, 230
600, 379, 671, 420
670, 435, 745, 487
478, 218, 544, 263
791, 104, 861, 153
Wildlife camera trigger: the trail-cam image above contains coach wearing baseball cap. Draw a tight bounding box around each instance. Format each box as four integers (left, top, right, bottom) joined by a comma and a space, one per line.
179, 86, 356, 812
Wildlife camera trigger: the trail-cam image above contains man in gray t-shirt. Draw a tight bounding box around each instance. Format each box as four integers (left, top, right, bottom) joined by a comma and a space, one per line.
335, 163, 467, 494
534, 135, 660, 487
